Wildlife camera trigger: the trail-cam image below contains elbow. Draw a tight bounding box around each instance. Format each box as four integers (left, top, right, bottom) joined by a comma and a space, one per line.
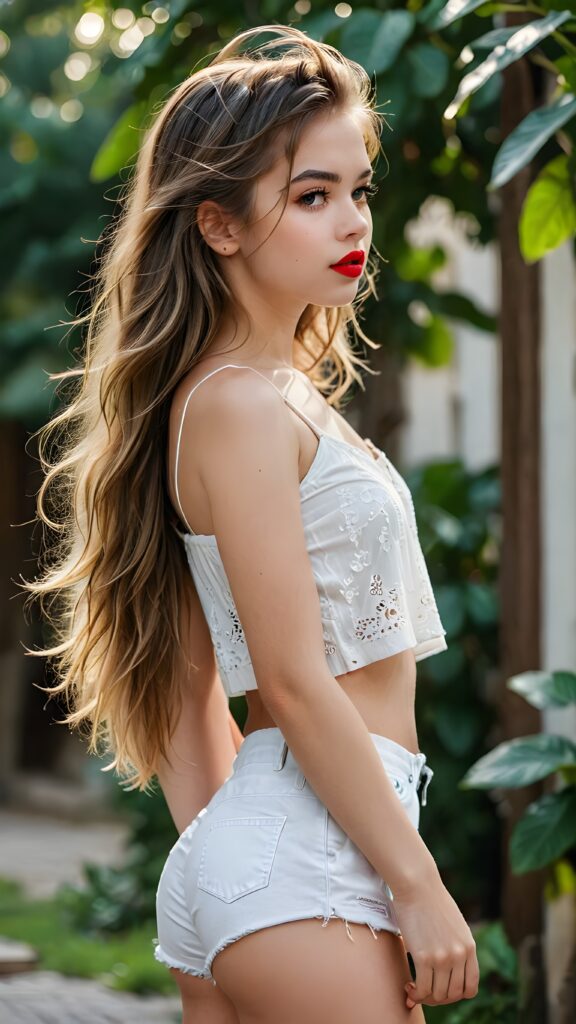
256, 661, 329, 722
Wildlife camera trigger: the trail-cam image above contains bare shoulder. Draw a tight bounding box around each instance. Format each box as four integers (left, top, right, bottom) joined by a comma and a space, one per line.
170, 363, 299, 475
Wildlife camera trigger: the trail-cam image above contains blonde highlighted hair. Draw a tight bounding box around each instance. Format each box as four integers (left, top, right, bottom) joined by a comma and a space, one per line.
23, 24, 385, 790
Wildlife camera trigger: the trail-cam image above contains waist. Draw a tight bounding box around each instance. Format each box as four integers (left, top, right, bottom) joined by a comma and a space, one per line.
233, 726, 430, 794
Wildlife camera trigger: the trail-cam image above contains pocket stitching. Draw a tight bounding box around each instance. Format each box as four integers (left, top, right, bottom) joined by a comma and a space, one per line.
197, 815, 287, 904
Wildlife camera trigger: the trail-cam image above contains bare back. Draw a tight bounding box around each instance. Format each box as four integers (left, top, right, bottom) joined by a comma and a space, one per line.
167, 359, 419, 752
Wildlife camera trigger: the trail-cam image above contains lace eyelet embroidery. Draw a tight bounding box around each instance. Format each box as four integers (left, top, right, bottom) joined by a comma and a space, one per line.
353, 583, 406, 641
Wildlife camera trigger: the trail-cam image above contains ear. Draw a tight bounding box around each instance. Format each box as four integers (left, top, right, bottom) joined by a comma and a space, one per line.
196, 200, 241, 257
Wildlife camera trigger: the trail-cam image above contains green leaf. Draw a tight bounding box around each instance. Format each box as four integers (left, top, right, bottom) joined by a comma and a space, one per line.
420, 313, 455, 365
466, 26, 519, 51
91, 100, 150, 183
427, 290, 496, 332
432, 0, 493, 29
490, 93, 576, 189
406, 44, 451, 98
507, 670, 576, 709
519, 154, 576, 263
511, 789, 576, 873
444, 11, 573, 119
461, 734, 576, 789
341, 9, 415, 75
395, 244, 447, 281
556, 55, 576, 94
473, 920, 517, 983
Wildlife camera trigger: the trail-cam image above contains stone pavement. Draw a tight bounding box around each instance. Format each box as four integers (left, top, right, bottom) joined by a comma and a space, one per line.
0, 809, 129, 900
0, 971, 181, 1023
0, 810, 181, 1023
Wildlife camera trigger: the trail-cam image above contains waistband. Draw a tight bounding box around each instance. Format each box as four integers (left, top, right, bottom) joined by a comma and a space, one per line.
232, 727, 434, 806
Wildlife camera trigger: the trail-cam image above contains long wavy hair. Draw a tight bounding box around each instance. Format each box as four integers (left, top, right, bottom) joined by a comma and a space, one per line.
22, 24, 385, 791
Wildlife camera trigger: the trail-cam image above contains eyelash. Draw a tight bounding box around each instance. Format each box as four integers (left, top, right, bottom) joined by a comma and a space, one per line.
297, 182, 380, 212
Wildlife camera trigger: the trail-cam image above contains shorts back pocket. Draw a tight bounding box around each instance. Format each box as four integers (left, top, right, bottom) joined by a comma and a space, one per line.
197, 815, 287, 903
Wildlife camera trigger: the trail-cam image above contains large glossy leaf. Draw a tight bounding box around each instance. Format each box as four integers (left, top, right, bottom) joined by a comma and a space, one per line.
490, 92, 576, 188
406, 44, 451, 98
507, 670, 576, 709
432, 0, 493, 29
519, 154, 576, 262
510, 789, 576, 873
91, 100, 149, 183
444, 11, 573, 119
341, 8, 415, 75
466, 26, 519, 51
460, 734, 576, 789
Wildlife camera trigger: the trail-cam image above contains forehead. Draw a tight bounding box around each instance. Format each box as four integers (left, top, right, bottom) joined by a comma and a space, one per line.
263, 109, 372, 191
294, 109, 371, 168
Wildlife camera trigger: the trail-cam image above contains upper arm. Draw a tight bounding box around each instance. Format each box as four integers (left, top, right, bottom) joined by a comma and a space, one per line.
181, 369, 328, 710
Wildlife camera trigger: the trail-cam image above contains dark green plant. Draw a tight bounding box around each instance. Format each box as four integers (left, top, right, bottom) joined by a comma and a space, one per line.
58, 782, 177, 934
460, 670, 576, 874
406, 457, 502, 919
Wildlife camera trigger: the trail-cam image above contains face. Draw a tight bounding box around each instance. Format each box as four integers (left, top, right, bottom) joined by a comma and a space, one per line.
230, 108, 375, 317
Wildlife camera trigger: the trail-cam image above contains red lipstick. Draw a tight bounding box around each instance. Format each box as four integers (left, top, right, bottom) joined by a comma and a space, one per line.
330, 250, 365, 278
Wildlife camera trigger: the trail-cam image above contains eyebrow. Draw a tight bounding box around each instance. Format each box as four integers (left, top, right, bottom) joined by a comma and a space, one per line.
289, 167, 373, 186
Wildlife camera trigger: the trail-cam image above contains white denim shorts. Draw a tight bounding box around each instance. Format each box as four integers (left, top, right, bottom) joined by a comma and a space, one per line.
154, 727, 433, 985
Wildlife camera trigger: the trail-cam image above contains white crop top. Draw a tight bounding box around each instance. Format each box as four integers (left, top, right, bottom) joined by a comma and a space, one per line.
173, 364, 447, 698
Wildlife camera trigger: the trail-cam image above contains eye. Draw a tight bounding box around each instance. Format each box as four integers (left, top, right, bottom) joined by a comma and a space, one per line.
297, 183, 379, 212
298, 187, 329, 210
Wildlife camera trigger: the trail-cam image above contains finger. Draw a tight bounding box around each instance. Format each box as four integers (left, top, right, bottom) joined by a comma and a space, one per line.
430, 966, 453, 1004
463, 952, 481, 999
445, 962, 466, 1003
405, 963, 434, 1006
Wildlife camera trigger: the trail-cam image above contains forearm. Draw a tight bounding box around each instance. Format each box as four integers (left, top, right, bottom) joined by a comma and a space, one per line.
268, 672, 440, 897
156, 677, 238, 834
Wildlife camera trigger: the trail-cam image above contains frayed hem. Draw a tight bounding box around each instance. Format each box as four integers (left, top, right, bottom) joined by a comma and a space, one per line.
153, 944, 216, 986
314, 906, 402, 942
204, 908, 399, 972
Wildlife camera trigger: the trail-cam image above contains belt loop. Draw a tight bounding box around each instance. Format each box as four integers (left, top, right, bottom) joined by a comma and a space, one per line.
418, 765, 434, 806
273, 740, 288, 772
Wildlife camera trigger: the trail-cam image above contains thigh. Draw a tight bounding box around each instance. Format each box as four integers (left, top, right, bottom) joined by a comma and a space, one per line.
211, 917, 426, 1024
170, 968, 240, 1024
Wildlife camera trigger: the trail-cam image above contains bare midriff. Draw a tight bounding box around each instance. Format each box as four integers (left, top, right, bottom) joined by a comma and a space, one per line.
242, 647, 420, 755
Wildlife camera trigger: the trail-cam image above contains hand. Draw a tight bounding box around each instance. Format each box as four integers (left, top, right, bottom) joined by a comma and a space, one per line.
391, 871, 480, 1010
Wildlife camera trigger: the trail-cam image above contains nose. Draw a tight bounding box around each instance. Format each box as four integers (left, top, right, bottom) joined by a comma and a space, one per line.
337, 198, 370, 244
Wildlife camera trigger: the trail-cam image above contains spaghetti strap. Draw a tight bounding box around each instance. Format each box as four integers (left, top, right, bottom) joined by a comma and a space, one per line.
173, 363, 325, 535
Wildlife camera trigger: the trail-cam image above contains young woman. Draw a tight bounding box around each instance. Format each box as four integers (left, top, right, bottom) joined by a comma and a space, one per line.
26, 23, 479, 1024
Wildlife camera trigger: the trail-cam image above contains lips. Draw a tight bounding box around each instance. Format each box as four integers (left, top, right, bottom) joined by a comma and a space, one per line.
330, 250, 365, 278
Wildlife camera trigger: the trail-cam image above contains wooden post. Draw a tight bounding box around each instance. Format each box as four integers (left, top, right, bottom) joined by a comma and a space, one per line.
497, 17, 547, 1022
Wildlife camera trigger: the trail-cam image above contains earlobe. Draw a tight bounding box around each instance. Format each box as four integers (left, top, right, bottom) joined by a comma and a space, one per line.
196, 199, 240, 257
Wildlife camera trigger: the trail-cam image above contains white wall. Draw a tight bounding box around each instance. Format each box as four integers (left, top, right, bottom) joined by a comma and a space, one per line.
398, 196, 499, 471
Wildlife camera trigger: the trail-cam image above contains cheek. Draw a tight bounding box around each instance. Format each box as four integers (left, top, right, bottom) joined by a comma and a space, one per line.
257, 216, 322, 270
